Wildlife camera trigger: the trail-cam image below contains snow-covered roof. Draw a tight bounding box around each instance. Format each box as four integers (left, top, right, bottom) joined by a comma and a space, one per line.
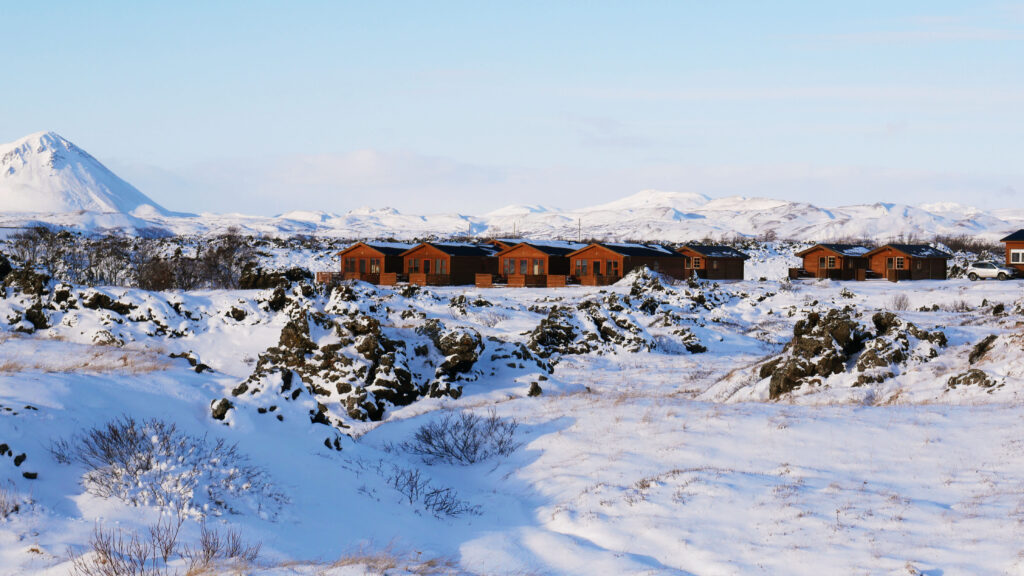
683, 245, 750, 259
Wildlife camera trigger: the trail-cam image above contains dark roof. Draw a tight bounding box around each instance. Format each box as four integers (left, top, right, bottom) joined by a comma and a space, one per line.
1001, 230, 1024, 242
570, 243, 681, 258
867, 244, 952, 259
403, 242, 499, 257
337, 241, 414, 256
795, 244, 871, 258
498, 241, 586, 257
683, 245, 750, 259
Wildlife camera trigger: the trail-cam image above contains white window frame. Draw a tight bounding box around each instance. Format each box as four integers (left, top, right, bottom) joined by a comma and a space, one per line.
1011, 250, 1024, 264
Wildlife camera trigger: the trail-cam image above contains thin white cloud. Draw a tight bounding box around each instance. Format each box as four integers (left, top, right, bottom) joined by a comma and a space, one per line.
111, 153, 1024, 216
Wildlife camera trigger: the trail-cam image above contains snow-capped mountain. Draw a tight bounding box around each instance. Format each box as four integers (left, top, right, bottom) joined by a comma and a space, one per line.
0, 131, 168, 216
0, 131, 1021, 242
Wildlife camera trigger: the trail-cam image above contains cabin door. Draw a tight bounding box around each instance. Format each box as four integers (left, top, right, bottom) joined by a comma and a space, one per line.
359, 259, 366, 274
423, 259, 431, 274
593, 260, 602, 275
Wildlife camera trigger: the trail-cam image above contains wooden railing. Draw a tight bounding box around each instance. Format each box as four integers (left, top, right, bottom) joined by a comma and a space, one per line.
578, 274, 621, 286
408, 273, 451, 286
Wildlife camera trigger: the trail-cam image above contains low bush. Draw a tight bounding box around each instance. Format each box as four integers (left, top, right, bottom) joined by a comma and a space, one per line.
401, 409, 520, 465
51, 417, 285, 519
887, 293, 910, 312
386, 465, 479, 517
68, 516, 260, 576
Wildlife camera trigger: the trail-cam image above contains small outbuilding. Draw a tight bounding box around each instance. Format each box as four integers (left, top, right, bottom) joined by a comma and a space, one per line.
794, 244, 871, 280
567, 243, 685, 285
1000, 230, 1024, 273
676, 245, 749, 280
489, 240, 586, 287
318, 241, 413, 285
864, 244, 951, 281
401, 242, 499, 286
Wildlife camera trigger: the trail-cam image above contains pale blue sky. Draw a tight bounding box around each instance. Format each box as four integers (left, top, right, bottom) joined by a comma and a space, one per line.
1, 1, 1022, 215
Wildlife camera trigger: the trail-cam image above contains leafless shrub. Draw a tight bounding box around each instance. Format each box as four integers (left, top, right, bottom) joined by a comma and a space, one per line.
934, 235, 1001, 255
51, 417, 285, 518
385, 465, 479, 518
887, 293, 911, 312
943, 299, 972, 313
401, 409, 520, 465
181, 521, 261, 571
0, 485, 23, 519
68, 517, 260, 576
69, 522, 164, 576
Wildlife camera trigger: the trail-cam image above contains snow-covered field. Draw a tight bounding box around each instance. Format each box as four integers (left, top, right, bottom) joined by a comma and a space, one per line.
2, 261, 1024, 574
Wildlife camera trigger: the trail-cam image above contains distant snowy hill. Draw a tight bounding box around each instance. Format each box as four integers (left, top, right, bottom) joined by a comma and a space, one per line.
0, 132, 169, 216
0, 131, 1021, 241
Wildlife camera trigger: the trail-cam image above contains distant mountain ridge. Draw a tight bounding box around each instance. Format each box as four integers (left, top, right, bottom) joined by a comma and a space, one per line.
0, 131, 1020, 242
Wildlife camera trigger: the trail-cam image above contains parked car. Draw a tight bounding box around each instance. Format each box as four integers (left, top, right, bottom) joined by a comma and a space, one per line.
966, 261, 1016, 281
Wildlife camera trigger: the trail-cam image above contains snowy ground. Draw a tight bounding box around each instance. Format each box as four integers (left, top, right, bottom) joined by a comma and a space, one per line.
1, 270, 1024, 575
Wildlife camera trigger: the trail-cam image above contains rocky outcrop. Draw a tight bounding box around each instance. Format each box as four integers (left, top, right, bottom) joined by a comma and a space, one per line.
761, 309, 870, 399
760, 310, 948, 399
947, 369, 1000, 390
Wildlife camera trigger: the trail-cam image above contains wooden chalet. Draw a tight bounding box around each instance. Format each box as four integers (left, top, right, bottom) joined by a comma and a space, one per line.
567, 243, 685, 286
316, 241, 413, 285
793, 244, 871, 281
677, 245, 749, 280
1001, 230, 1024, 273
482, 241, 586, 288
864, 244, 951, 281
401, 242, 499, 286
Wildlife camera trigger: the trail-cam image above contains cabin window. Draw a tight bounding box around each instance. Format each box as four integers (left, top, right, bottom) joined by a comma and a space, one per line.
503, 258, 513, 275
358, 259, 366, 274
519, 259, 528, 274
693, 257, 702, 268
827, 256, 836, 269
608, 260, 618, 276
345, 258, 356, 273
593, 260, 601, 275
423, 259, 431, 274
713, 260, 719, 270
886, 258, 893, 269
916, 261, 922, 270
370, 259, 380, 274
575, 259, 587, 276
409, 259, 419, 273
533, 259, 543, 275
438, 259, 447, 274
896, 257, 905, 269
1011, 250, 1024, 264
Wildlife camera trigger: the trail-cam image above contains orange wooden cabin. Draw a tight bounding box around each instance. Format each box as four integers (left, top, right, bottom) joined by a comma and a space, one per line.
401, 242, 499, 286
676, 245, 749, 280
567, 243, 686, 286
317, 241, 412, 285
1001, 230, 1024, 273
794, 244, 871, 280
863, 244, 951, 281
487, 241, 585, 287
